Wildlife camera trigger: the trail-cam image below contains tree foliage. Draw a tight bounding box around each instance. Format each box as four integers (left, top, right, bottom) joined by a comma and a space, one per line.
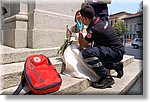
112, 20, 128, 36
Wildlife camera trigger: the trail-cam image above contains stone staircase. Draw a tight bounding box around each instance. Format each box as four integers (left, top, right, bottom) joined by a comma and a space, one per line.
0, 45, 143, 95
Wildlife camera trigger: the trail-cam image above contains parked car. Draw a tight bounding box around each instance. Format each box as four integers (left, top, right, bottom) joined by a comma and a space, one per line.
131, 38, 143, 49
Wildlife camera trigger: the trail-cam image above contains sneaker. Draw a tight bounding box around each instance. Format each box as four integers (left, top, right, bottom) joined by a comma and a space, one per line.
92, 75, 115, 89
113, 62, 124, 78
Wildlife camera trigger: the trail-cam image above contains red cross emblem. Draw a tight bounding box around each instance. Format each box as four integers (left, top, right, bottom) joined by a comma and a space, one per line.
33, 57, 41, 63
87, 33, 92, 38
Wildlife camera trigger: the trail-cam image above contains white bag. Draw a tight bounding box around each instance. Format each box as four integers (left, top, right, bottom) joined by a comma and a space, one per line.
84, 0, 112, 4
62, 44, 100, 82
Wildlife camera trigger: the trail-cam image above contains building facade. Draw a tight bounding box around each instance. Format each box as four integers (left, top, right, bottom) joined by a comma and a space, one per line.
123, 12, 143, 40
1, 1, 143, 48
109, 10, 143, 41
109, 11, 132, 26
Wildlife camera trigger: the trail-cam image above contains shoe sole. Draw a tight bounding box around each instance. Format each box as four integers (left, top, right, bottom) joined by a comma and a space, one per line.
92, 80, 115, 89
99, 80, 115, 89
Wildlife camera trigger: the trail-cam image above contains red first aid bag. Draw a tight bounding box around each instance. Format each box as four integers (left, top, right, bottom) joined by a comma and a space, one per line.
13, 54, 62, 95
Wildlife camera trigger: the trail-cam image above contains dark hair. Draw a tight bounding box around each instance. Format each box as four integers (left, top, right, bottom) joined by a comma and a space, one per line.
80, 5, 95, 19
74, 10, 80, 22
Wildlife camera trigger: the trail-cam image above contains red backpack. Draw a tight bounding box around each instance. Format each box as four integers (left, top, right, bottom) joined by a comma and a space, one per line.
13, 54, 62, 95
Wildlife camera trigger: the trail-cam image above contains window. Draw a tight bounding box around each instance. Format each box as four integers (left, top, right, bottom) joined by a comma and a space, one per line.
130, 25, 132, 32
134, 25, 136, 31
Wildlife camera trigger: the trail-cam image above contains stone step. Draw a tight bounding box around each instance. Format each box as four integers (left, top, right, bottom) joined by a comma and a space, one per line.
0, 45, 60, 64
78, 59, 143, 95
0, 59, 141, 95
0, 55, 134, 91
0, 75, 89, 95
0, 57, 63, 90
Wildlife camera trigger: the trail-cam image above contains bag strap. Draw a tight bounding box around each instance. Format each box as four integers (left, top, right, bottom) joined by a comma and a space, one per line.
13, 72, 27, 95
24, 91, 33, 95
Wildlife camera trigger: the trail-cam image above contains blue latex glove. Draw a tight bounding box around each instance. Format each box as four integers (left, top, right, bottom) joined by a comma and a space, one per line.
76, 20, 83, 31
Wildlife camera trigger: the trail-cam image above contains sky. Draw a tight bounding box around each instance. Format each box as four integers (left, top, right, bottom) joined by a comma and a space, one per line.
108, 0, 143, 15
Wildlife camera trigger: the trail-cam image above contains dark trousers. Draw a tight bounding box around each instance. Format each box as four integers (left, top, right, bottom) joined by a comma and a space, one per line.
82, 47, 123, 77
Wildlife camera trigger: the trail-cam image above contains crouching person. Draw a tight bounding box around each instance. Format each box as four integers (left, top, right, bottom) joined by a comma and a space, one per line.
78, 5, 125, 89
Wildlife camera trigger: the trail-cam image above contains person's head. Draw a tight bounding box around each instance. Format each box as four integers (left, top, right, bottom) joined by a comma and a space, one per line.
80, 5, 95, 25
75, 10, 82, 22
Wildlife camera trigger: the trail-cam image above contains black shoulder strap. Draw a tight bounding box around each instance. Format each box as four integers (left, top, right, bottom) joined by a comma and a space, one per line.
13, 71, 27, 95
24, 90, 33, 95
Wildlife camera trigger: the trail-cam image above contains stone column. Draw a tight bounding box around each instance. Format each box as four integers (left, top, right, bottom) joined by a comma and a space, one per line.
27, 0, 81, 48
2, 0, 28, 48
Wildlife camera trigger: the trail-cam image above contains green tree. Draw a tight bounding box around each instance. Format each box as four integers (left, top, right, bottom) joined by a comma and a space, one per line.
112, 20, 128, 46
112, 20, 128, 36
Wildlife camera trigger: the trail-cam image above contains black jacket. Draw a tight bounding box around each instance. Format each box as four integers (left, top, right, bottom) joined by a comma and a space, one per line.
85, 17, 125, 54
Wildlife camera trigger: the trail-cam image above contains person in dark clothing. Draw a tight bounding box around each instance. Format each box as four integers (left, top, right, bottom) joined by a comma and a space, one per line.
81, 1, 109, 22
89, 3, 109, 21
2, 6, 7, 15
81, 1, 124, 78
78, 5, 125, 89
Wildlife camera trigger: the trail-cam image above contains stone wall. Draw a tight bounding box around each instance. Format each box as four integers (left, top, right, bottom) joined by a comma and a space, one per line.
2, 0, 28, 48
2, 0, 82, 48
